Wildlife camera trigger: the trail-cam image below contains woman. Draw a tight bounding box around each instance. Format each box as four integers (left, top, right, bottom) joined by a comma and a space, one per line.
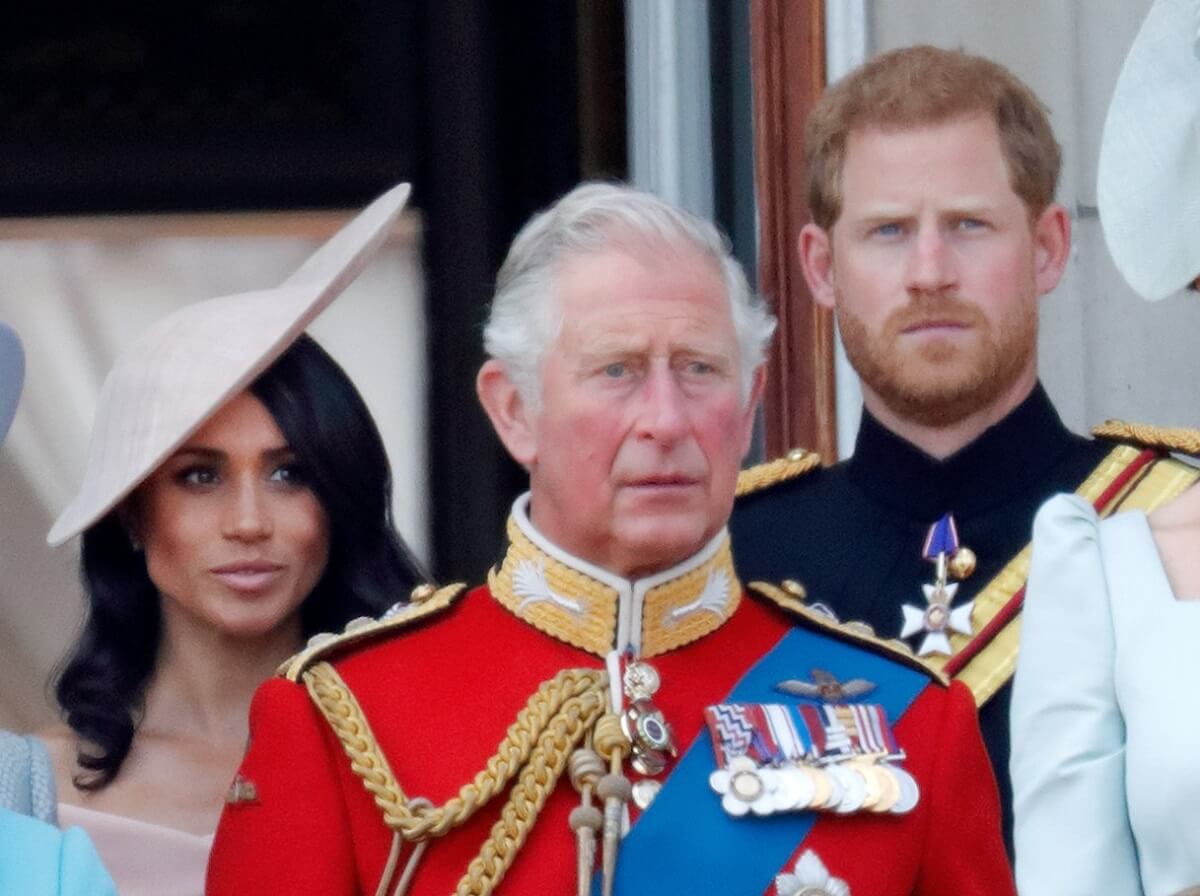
31, 184, 425, 896
1010, 2, 1200, 894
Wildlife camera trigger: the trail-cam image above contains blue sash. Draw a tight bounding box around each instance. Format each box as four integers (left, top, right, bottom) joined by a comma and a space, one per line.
610, 625, 929, 894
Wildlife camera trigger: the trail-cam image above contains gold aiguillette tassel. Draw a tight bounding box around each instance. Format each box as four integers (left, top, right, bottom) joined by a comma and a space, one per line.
568, 748, 604, 896
593, 714, 632, 896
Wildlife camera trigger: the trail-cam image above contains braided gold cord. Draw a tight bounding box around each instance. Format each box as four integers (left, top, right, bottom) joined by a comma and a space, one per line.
735, 449, 822, 497
304, 662, 410, 826
1093, 419, 1200, 456
455, 687, 608, 896
305, 663, 610, 844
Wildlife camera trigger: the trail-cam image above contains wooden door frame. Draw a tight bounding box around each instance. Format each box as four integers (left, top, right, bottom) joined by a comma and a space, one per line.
750, 0, 838, 461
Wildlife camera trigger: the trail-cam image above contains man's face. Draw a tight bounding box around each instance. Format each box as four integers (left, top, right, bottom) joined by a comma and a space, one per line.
801, 115, 1068, 427
490, 245, 761, 578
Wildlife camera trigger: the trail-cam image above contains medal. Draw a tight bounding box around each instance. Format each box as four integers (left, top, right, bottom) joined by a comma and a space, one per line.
865, 760, 900, 812
810, 764, 838, 810
708, 755, 782, 817
771, 765, 816, 812
619, 655, 678, 781
631, 778, 662, 810
829, 763, 866, 814
849, 759, 883, 811
888, 765, 921, 814
900, 513, 976, 656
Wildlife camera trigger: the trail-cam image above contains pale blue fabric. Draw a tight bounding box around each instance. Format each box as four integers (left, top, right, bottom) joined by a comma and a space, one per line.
1012, 494, 1200, 896
0, 808, 116, 895
0, 731, 57, 824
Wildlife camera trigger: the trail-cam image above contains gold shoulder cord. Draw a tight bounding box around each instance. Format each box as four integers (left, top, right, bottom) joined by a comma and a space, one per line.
1093, 419, 1200, 456
304, 661, 612, 896
281, 584, 467, 682
735, 448, 822, 498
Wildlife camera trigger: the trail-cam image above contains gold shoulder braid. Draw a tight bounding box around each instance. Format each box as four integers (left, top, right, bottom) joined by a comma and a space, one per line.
748, 580, 949, 686
735, 448, 822, 498
304, 662, 615, 896
1093, 419, 1200, 456
280, 583, 468, 682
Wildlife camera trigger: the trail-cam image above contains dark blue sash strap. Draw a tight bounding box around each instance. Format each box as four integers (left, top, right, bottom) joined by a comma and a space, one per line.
610, 626, 929, 894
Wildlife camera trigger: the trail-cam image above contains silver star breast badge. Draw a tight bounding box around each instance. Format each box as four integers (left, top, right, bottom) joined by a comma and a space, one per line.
900, 581, 974, 656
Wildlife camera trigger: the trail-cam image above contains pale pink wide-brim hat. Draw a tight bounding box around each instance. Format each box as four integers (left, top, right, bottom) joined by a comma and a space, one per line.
0, 322, 24, 445
1097, 0, 1200, 301
47, 182, 412, 546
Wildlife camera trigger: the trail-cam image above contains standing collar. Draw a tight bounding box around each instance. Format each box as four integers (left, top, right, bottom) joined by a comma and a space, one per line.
846, 383, 1079, 519
488, 493, 742, 658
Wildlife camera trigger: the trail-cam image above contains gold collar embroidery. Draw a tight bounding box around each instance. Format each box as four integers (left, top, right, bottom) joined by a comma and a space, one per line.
488, 494, 741, 658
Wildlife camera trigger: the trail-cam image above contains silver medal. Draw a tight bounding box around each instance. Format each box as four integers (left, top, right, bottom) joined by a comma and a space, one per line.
888, 765, 920, 814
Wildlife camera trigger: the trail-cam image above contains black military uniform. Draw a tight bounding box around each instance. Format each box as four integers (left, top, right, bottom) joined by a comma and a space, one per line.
730, 383, 1197, 855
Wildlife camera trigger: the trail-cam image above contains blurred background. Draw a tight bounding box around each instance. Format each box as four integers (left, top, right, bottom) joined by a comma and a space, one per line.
2, 0, 1194, 728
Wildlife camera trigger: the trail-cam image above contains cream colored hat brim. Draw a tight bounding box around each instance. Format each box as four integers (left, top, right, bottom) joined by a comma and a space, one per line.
1097, 0, 1200, 301
0, 322, 24, 445
47, 183, 412, 546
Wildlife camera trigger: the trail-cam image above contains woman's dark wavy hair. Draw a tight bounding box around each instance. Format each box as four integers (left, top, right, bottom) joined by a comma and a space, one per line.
54, 334, 426, 789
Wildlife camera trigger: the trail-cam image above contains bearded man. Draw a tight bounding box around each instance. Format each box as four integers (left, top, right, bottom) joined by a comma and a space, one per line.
730, 45, 1199, 854
207, 182, 1013, 894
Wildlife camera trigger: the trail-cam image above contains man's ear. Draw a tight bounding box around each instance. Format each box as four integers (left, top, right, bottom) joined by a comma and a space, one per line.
798, 222, 837, 310
1032, 203, 1072, 297
476, 359, 538, 466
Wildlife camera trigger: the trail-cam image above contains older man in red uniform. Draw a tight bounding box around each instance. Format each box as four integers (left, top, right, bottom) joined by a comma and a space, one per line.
207, 183, 1013, 895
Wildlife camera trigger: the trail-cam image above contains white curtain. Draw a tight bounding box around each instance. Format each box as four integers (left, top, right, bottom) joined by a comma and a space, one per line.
0, 214, 428, 730
862, 0, 1200, 435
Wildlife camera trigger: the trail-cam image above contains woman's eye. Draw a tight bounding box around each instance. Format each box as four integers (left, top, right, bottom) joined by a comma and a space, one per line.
269, 463, 306, 485
178, 466, 218, 486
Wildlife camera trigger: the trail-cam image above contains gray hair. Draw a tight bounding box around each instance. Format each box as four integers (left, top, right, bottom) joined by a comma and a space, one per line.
482, 182, 777, 405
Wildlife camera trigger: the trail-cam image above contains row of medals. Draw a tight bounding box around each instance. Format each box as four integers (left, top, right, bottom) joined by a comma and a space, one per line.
616, 659, 919, 815
620, 659, 677, 810
719, 751, 920, 816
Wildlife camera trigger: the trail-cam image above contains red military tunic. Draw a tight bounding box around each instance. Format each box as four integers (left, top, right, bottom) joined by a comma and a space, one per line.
209, 501, 1012, 895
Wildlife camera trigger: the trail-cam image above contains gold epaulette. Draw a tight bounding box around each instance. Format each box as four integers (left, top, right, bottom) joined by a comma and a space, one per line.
280, 583, 468, 682
1093, 419, 1200, 457
748, 580, 949, 686
735, 448, 822, 497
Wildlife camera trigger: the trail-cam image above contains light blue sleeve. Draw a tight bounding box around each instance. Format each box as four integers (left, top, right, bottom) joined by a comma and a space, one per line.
57, 826, 117, 896
0, 731, 58, 824
0, 810, 115, 896
1010, 494, 1142, 896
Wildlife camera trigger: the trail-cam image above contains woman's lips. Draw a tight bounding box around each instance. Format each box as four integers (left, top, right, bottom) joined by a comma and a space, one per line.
211, 562, 284, 593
